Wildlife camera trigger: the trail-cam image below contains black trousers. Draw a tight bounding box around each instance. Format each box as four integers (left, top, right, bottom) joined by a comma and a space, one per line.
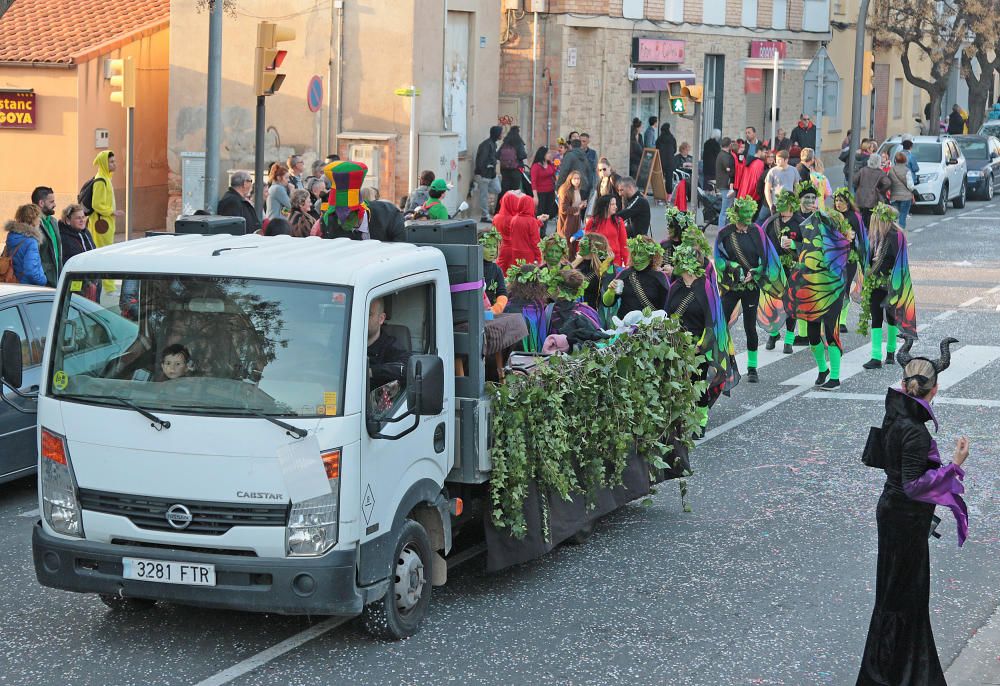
721, 289, 759, 351
870, 287, 896, 328
495, 168, 523, 214
536, 191, 557, 237
807, 303, 843, 347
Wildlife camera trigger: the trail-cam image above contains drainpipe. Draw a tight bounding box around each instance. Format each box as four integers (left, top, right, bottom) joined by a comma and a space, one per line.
530, 11, 538, 147
335, 1, 345, 141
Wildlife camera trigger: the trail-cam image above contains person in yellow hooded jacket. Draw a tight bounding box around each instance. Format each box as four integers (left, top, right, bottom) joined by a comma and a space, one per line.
87, 151, 123, 291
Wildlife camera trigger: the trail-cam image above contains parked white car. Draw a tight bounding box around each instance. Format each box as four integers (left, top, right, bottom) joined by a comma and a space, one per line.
879, 135, 967, 215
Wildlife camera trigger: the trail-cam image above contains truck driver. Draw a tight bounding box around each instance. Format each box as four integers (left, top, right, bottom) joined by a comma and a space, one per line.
367, 298, 410, 389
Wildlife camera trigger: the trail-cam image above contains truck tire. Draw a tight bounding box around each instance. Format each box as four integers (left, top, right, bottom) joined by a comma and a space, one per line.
361, 519, 432, 640
99, 593, 157, 613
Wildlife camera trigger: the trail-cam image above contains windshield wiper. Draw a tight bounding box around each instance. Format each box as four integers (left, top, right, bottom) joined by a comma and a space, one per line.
249, 411, 308, 440
58, 392, 171, 430
111, 396, 171, 430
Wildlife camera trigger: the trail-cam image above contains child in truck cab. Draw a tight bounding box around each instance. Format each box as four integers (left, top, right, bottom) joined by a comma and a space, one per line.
159, 343, 191, 381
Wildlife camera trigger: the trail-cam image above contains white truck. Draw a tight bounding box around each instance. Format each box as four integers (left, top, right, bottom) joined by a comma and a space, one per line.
0, 221, 669, 640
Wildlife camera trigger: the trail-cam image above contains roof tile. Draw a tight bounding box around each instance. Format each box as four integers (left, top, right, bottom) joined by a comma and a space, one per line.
0, 0, 169, 64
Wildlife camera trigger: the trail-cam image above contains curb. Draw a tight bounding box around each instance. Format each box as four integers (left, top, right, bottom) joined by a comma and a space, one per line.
946, 604, 1000, 685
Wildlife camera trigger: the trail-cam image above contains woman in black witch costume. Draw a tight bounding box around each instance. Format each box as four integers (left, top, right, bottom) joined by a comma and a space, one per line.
857, 337, 970, 686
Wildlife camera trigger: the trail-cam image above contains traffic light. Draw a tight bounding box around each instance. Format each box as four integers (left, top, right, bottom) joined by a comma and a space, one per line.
108, 57, 136, 108
681, 84, 703, 103
862, 51, 874, 94
667, 81, 684, 98
669, 97, 686, 114
254, 21, 296, 97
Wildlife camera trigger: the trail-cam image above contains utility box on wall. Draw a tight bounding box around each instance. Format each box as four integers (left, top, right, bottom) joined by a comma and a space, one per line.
419, 132, 461, 215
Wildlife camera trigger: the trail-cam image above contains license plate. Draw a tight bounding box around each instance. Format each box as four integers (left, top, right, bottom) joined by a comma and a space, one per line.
122, 557, 216, 586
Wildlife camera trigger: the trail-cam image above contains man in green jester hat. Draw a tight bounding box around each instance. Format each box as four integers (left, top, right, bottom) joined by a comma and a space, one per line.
479, 227, 508, 315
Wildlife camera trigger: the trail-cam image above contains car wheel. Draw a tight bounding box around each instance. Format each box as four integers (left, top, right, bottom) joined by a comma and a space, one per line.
987, 174, 995, 200
953, 179, 967, 208
361, 519, 432, 640
933, 183, 948, 215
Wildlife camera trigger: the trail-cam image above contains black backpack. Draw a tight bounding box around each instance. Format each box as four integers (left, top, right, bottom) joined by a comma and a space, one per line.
78, 177, 106, 216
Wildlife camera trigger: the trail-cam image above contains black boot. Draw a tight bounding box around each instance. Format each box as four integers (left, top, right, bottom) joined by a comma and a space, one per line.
782, 343, 793, 354
820, 378, 841, 390
746, 368, 759, 383
765, 335, 778, 351
839, 324, 848, 334
793, 335, 810, 346
814, 370, 829, 386
862, 358, 882, 370
884, 352, 895, 365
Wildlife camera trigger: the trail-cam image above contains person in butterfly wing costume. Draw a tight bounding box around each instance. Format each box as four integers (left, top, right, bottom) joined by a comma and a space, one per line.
760, 189, 806, 353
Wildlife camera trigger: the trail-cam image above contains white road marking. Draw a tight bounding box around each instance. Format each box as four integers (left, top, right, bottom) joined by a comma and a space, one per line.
932, 310, 957, 322
701, 385, 811, 443
193, 616, 350, 686
18, 508, 39, 518
802, 391, 1000, 408
953, 260, 974, 266
734, 343, 802, 374
912, 228, 924, 233
935, 345, 1000, 390
959, 296, 983, 307
780, 345, 876, 387
996, 303, 1000, 312
986, 284, 1000, 295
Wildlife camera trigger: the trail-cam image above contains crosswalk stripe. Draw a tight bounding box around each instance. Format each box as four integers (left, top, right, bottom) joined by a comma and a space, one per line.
960, 296, 983, 307
802, 391, 1000, 408
734, 343, 802, 374
780, 345, 874, 386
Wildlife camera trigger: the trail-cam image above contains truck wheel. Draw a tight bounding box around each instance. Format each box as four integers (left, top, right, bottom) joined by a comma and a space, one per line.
99, 593, 157, 613
953, 179, 967, 208
933, 184, 948, 215
361, 520, 432, 640
566, 521, 595, 545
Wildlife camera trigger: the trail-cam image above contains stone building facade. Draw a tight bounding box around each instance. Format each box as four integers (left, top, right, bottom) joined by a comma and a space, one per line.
500, 0, 831, 178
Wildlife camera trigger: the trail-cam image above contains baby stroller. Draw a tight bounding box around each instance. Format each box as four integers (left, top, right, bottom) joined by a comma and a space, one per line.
697, 186, 722, 228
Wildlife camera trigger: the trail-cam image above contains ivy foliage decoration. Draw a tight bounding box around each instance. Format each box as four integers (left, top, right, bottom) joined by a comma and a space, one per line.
488, 317, 706, 538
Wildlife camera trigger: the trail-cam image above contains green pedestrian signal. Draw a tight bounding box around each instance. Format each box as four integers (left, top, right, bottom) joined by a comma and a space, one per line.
670, 97, 686, 114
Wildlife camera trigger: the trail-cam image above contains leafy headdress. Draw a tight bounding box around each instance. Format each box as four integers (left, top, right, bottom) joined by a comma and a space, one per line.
774, 190, 799, 214
665, 207, 697, 234
725, 196, 758, 226
479, 227, 501, 261
680, 224, 710, 260
870, 201, 899, 227
627, 235, 664, 270
671, 245, 705, 278
538, 234, 568, 266
543, 268, 588, 301
795, 179, 820, 199
832, 186, 856, 209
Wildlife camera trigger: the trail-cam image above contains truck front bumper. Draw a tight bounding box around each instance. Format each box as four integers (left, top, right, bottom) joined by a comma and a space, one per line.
32, 522, 382, 616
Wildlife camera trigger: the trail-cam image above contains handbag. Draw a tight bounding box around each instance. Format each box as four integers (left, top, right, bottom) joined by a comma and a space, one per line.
861, 426, 889, 469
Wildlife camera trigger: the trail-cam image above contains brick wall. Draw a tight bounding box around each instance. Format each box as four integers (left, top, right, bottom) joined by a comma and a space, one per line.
725, 0, 741, 26
647, 0, 665, 18
548, 0, 609, 13
684, 0, 702, 23
758, 0, 774, 28
499, 12, 562, 152
788, 0, 803, 31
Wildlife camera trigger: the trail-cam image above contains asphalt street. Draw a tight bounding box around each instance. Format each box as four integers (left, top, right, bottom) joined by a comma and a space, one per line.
1, 198, 999, 685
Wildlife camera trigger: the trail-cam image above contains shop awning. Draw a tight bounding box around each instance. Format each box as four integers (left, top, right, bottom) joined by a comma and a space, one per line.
634, 69, 696, 92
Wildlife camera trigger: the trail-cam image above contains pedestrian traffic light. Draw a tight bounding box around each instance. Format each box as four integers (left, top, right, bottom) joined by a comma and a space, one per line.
254, 21, 296, 97
668, 81, 685, 98
681, 84, 703, 103
669, 97, 686, 114
862, 51, 874, 94
108, 56, 136, 109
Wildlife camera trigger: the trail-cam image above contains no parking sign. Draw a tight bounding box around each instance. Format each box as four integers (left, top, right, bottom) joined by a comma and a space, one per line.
307, 76, 323, 113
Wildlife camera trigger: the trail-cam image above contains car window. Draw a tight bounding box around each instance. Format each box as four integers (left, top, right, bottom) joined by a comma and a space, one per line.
979, 123, 1000, 138
0, 305, 32, 368
949, 141, 961, 159
956, 139, 988, 158
23, 300, 54, 366
909, 143, 941, 164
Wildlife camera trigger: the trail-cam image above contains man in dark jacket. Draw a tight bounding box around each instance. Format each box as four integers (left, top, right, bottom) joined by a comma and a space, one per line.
475, 126, 503, 222
615, 177, 651, 238
366, 199, 406, 242
556, 139, 595, 198
216, 171, 261, 234
789, 113, 817, 151
31, 186, 62, 287
715, 137, 736, 227
947, 104, 965, 134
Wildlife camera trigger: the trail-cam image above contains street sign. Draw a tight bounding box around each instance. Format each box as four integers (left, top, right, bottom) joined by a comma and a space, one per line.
307, 76, 323, 113
802, 46, 840, 119
394, 87, 421, 97
670, 97, 686, 114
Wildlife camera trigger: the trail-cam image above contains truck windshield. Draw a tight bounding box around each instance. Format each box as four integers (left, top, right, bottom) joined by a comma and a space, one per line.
48, 275, 350, 418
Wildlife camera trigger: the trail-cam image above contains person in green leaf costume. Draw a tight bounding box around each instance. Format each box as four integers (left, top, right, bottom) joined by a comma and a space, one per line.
572, 232, 618, 328
479, 227, 508, 315
760, 189, 805, 353
602, 235, 669, 318
505, 262, 550, 353
833, 187, 870, 334
713, 196, 785, 383
544, 268, 608, 350
538, 233, 569, 279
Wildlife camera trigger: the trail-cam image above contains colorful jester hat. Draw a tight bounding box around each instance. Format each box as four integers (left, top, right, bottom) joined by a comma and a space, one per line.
725, 196, 758, 226
774, 189, 800, 214
479, 227, 502, 262
322, 160, 369, 231
870, 201, 899, 226
543, 268, 588, 301
627, 235, 664, 271
538, 234, 568, 267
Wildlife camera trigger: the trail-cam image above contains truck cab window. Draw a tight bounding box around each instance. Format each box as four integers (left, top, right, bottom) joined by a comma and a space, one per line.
366, 284, 433, 417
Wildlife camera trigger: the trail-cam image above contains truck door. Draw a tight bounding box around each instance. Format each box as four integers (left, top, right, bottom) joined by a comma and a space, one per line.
359, 280, 448, 576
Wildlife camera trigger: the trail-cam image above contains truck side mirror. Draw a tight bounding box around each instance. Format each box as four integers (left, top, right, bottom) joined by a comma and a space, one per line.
1, 330, 24, 390
407, 355, 444, 416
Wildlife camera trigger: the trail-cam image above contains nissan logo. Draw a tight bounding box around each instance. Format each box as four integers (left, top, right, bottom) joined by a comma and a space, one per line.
165, 504, 193, 530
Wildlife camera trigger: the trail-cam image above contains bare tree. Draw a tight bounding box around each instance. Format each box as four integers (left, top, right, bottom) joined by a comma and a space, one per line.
959, 1, 1000, 132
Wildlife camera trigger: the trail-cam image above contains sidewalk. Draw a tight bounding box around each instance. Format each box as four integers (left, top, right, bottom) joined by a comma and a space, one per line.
945, 604, 1000, 685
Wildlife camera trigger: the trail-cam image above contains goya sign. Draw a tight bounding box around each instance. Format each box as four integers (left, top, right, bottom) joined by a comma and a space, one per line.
0, 90, 35, 129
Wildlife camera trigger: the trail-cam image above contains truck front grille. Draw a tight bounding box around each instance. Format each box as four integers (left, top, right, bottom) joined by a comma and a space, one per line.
79, 489, 288, 535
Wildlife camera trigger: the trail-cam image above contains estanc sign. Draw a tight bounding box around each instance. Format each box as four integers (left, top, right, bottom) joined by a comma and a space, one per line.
0, 90, 35, 129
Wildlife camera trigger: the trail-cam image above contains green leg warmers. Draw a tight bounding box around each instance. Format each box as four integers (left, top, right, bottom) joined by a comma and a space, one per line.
784, 329, 796, 345
748, 350, 758, 369
886, 325, 898, 353
870, 327, 883, 360
829, 345, 842, 381
811, 343, 829, 373
696, 406, 709, 428
797, 320, 808, 337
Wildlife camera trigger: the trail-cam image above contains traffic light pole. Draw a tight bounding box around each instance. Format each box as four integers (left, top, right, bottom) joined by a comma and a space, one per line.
203, 0, 224, 213
847, 0, 871, 190
125, 105, 134, 241
254, 95, 265, 220
691, 100, 702, 224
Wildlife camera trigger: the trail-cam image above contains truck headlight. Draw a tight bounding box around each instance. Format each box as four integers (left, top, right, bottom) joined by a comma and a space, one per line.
285, 449, 340, 557
39, 428, 84, 538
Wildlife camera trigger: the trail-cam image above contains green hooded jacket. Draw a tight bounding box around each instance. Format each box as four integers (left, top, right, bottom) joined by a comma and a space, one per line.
38, 213, 62, 286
